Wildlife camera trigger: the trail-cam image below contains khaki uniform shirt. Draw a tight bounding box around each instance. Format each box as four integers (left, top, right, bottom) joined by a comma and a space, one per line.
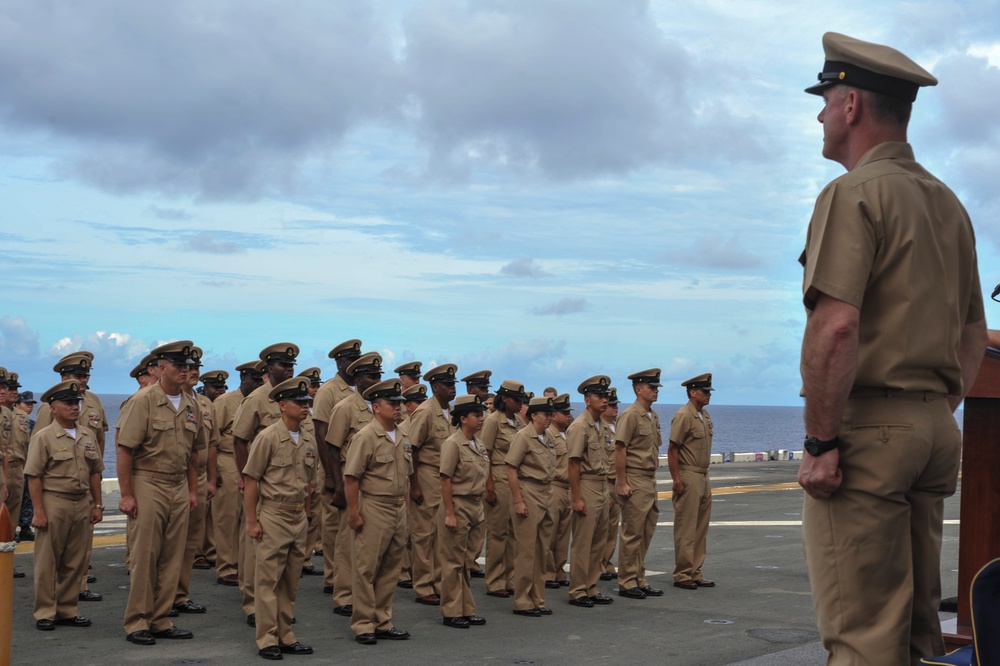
567, 410, 606, 475
343, 420, 412, 497
506, 423, 556, 483
546, 426, 570, 483
213, 388, 247, 454
439, 431, 489, 497
1, 405, 12, 461
242, 421, 318, 504
480, 410, 524, 467
324, 391, 374, 463
25, 423, 105, 493
6, 407, 31, 465
801, 141, 985, 394
407, 398, 454, 470
194, 393, 219, 473
117, 383, 204, 474
312, 374, 354, 424
35, 390, 109, 451
232, 380, 280, 444
615, 403, 662, 472
601, 421, 617, 481
669, 403, 712, 470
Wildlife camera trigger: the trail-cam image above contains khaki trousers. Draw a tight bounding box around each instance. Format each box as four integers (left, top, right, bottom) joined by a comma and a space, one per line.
175, 469, 208, 605
803, 394, 960, 666
213, 451, 241, 578
601, 480, 621, 574
466, 520, 484, 573
485, 471, 515, 593
254, 504, 307, 650
238, 489, 258, 615
200, 495, 216, 563
511, 480, 553, 610
617, 472, 658, 589
320, 495, 339, 587
124, 474, 189, 634
408, 463, 442, 597
332, 505, 353, 606
569, 477, 608, 600
545, 482, 572, 583
351, 495, 407, 636
5, 461, 24, 525
398, 534, 412, 583
33, 492, 92, 621
437, 495, 484, 617
303, 484, 321, 567
671, 468, 711, 583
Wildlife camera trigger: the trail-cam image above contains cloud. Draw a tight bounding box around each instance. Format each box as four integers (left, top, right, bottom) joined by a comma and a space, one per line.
662, 234, 764, 270
0, 315, 40, 359
530, 298, 589, 316
182, 231, 245, 255
500, 257, 549, 278
146, 205, 192, 221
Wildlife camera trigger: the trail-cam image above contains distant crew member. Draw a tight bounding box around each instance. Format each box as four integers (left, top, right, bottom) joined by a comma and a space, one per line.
599, 388, 620, 581
296, 366, 324, 578
395, 362, 423, 392
195, 368, 228, 570
543, 393, 573, 589
459, 370, 491, 578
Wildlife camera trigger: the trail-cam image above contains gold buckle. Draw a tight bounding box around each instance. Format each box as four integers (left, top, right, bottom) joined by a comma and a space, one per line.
295, 503, 304, 512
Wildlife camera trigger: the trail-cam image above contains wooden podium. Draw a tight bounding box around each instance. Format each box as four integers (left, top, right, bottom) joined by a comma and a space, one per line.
947, 347, 1000, 644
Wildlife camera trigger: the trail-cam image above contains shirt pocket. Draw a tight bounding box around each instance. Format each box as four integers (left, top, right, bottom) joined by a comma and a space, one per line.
152, 420, 175, 433
51, 449, 75, 462
272, 455, 293, 468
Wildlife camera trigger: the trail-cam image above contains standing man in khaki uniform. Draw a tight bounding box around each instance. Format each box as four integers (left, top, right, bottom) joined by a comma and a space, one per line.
325, 352, 383, 617
395, 361, 422, 392
406, 363, 458, 605
599, 388, 620, 581
195, 369, 228, 570
243, 377, 318, 660
567, 375, 613, 608
544, 393, 572, 589
117, 341, 203, 645
506, 396, 556, 617
233, 343, 299, 627
213, 361, 264, 586
668, 374, 715, 590
481, 380, 529, 597
295, 367, 325, 578
460, 369, 491, 578
615, 369, 664, 599
313, 339, 363, 594
26, 380, 104, 631
397, 380, 425, 588
797, 33, 987, 665
3, 371, 31, 548
437, 395, 489, 629
344, 379, 412, 645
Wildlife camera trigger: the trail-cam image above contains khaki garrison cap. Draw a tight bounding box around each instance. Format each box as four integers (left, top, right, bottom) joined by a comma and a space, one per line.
152, 340, 197, 365
460, 370, 492, 388
403, 384, 428, 403
347, 352, 383, 378
607, 388, 619, 406
451, 394, 485, 418
552, 393, 572, 412
269, 377, 313, 402
260, 342, 299, 365
54, 352, 93, 375
328, 339, 362, 360
363, 379, 406, 402
577, 375, 611, 396
235, 360, 262, 376
628, 368, 662, 387
394, 361, 422, 378
201, 370, 229, 387
297, 367, 322, 385
41, 380, 84, 404
526, 396, 555, 412
423, 364, 458, 384
681, 373, 714, 392
805, 32, 937, 102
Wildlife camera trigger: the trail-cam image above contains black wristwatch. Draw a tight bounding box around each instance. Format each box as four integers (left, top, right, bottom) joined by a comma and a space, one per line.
804, 436, 839, 456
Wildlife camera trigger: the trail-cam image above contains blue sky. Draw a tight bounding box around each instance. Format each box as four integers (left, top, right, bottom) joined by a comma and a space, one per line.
2, 0, 999, 405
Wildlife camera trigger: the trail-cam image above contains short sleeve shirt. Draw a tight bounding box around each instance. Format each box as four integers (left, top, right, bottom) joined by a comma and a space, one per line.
25, 422, 104, 494
213, 388, 247, 454
669, 402, 712, 469
7, 407, 31, 464
312, 374, 353, 424
566, 410, 606, 475
324, 391, 374, 462
439, 430, 489, 497
505, 423, 556, 483
615, 403, 662, 472
343, 420, 412, 497
242, 420, 318, 504
406, 398, 454, 469
117, 383, 203, 474
34, 390, 109, 451
480, 410, 524, 467
232, 380, 280, 444
546, 425, 569, 483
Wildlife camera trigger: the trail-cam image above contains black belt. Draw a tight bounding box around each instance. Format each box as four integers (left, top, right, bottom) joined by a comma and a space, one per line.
44, 490, 88, 501
849, 388, 946, 401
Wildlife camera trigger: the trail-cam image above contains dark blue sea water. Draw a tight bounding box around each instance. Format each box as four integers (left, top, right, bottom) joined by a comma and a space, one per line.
96, 394, 809, 478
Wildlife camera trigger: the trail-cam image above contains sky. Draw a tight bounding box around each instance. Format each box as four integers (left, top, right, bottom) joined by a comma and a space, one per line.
2, 0, 999, 405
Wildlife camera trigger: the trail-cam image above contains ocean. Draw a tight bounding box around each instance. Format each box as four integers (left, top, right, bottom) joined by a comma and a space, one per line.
94, 395, 808, 478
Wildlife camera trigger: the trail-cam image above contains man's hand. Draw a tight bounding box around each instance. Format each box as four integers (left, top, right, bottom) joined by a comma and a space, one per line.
514, 500, 528, 517
672, 478, 685, 498
91, 507, 104, 525
32, 509, 48, 530
247, 520, 263, 541
348, 510, 364, 532
484, 487, 497, 506
206, 485, 217, 502
571, 498, 587, 516
797, 449, 843, 500
410, 484, 424, 506
119, 494, 138, 518
444, 513, 458, 531
329, 488, 346, 510
618, 482, 634, 499
189, 492, 198, 513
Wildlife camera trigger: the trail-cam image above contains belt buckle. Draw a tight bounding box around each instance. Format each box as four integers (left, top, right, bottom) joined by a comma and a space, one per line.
295, 503, 304, 512
395, 496, 404, 506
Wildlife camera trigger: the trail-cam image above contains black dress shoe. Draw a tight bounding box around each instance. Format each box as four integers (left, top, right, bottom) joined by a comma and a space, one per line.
695, 579, 716, 587
640, 585, 664, 596
673, 580, 698, 590
374, 627, 410, 640
126, 630, 156, 645
168, 608, 179, 617
279, 642, 313, 654
485, 590, 510, 598
78, 590, 102, 602
313, 549, 323, 557
300, 565, 322, 577
55, 616, 92, 627
396, 579, 413, 589
590, 593, 614, 605
192, 557, 212, 570
13, 568, 25, 579
247, 613, 256, 627
568, 597, 594, 608
152, 626, 193, 639
333, 605, 353, 617
322, 585, 333, 594
217, 574, 240, 586
415, 594, 440, 605
599, 572, 615, 581
512, 608, 541, 617
442, 616, 470, 629
355, 633, 376, 645
619, 587, 647, 599
464, 615, 486, 625
544, 580, 561, 589
558, 580, 569, 587
535, 607, 553, 615
258, 646, 283, 660
469, 569, 486, 578
174, 600, 207, 613
86, 574, 97, 584
36, 619, 55, 631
